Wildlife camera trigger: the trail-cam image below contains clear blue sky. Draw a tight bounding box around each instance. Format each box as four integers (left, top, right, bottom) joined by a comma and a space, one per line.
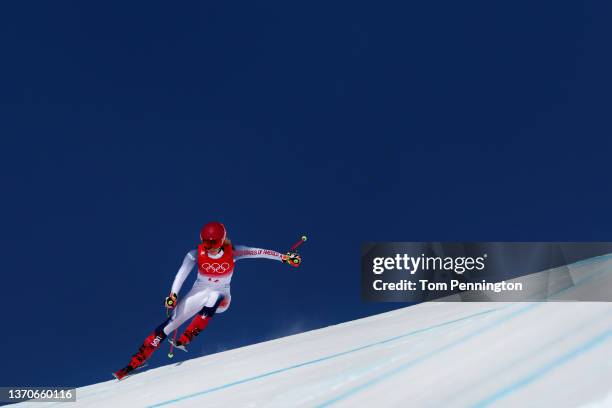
1, 0, 611, 388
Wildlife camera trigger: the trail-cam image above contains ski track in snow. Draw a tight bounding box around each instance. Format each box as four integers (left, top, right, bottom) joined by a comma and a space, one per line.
15, 254, 612, 408
147, 304, 510, 407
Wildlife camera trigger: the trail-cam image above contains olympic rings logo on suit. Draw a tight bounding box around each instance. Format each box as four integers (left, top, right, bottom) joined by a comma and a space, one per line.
201, 262, 231, 274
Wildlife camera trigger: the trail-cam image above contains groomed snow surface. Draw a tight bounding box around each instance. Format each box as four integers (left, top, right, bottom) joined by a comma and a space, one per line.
20, 255, 612, 407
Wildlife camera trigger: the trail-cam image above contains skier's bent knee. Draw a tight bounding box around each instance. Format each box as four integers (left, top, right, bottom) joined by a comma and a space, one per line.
200, 294, 225, 318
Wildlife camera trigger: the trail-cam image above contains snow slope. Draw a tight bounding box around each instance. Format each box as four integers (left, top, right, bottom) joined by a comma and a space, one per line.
19, 255, 612, 407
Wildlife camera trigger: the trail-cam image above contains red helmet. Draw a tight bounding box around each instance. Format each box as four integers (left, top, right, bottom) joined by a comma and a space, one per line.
200, 222, 227, 250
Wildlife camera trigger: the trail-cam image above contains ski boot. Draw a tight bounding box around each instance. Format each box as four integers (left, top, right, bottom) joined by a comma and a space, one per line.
113, 323, 167, 381
173, 315, 212, 352
112, 365, 135, 381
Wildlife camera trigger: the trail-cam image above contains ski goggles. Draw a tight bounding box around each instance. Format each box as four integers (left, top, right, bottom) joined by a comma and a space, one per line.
202, 238, 223, 250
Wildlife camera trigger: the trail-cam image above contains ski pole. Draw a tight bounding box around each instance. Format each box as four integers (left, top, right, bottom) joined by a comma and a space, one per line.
168, 329, 178, 358
290, 235, 308, 252
165, 306, 178, 358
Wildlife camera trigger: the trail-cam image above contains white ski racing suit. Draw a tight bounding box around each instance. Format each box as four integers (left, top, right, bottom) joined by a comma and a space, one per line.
162, 245, 284, 334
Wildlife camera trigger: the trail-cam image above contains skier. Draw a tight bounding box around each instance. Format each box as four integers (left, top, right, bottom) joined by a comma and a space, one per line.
113, 221, 302, 380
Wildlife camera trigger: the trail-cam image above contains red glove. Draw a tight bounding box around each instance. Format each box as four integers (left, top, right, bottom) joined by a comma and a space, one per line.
282, 252, 301, 267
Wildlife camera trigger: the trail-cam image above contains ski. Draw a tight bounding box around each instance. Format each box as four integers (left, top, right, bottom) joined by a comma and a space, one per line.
112, 362, 149, 381
168, 337, 188, 353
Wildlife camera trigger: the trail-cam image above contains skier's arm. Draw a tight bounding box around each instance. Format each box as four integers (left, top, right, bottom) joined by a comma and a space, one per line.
171, 250, 197, 295
234, 245, 301, 267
